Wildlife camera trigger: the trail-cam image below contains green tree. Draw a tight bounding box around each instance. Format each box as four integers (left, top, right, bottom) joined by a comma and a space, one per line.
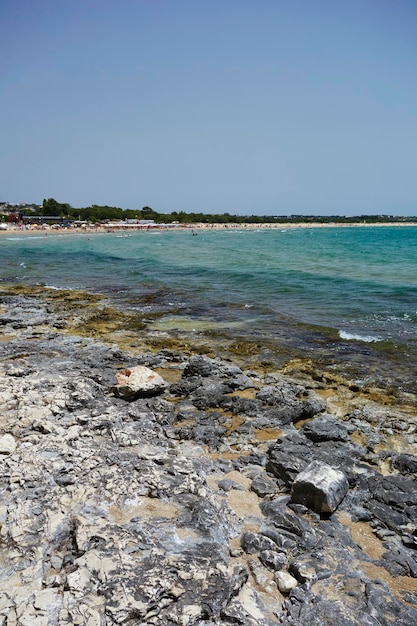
42, 198, 61, 216
140, 206, 158, 221
41, 198, 72, 217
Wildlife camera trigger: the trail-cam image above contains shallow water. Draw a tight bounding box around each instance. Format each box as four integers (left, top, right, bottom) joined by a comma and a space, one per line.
2, 226, 417, 388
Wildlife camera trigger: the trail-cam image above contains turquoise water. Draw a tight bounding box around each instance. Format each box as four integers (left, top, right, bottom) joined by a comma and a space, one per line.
2, 226, 417, 385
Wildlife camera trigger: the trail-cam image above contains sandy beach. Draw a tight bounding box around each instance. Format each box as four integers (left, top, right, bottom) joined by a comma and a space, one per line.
1, 220, 417, 237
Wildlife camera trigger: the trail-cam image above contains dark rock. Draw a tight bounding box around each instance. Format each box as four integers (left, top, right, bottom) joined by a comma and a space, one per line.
259, 549, 286, 571
301, 396, 327, 418
260, 502, 317, 548
287, 502, 309, 515
289, 558, 318, 584
169, 376, 202, 396
227, 373, 254, 390
251, 472, 278, 497
220, 395, 263, 416
401, 527, 417, 550
260, 526, 298, 551
240, 531, 280, 555
190, 381, 231, 409
401, 590, 417, 606
378, 538, 417, 577
256, 381, 325, 426
266, 445, 310, 488
217, 478, 244, 492
365, 579, 417, 626
184, 355, 216, 377
267, 428, 366, 491
366, 474, 417, 532
256, 385, 305, 425
367, 501, 408, 530
176, 417, 227, 449
302, 414, 350, 442
392, 453, 417, 475
260, 498, 292, 519
281, 590, 381, 625
263, 404, 305, 425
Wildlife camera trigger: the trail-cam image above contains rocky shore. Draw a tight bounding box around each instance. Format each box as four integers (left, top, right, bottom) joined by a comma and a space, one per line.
0, 287, 416, 625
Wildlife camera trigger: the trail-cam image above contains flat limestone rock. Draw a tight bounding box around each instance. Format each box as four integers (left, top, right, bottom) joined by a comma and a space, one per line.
290, 460, 349, 514
111, 366, 168, 399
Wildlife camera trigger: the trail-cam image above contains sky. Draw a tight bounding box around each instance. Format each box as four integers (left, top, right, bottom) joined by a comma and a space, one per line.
1, 0, 417, 216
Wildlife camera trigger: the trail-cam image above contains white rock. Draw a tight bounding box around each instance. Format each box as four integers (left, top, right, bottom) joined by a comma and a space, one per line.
66, 567, 92, 591
181, 605, 201, 625
33, 589, 60, 611
0, 434, 16, 454
275, 571, 298, 593
17, 614, 49, 626
85, 609, 102, 626
0, 594, 14, 612
237, 586, 267, 620
111, 366, 168, 400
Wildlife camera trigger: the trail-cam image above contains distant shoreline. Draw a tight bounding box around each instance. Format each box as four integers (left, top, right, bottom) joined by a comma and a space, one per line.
2, 221, 417, 236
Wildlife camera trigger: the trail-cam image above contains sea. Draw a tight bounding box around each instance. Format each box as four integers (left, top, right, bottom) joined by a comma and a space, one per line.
2, 226, 417, 391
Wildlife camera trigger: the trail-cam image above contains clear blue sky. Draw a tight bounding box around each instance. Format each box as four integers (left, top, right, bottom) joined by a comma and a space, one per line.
2, 0, 417, 215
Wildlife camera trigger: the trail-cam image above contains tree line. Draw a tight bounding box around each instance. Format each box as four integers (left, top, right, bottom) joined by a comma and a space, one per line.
12, 198, 417, 225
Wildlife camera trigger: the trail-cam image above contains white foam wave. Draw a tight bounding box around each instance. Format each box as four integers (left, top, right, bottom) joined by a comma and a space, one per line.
8, 236, 48, 240
339, 330, 382, 343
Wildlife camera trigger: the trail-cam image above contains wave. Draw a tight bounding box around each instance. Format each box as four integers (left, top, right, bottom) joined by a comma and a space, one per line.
338, 330, 383, 343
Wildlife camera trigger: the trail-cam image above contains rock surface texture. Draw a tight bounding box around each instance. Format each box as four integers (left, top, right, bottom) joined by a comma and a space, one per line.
0, 292, 417, 625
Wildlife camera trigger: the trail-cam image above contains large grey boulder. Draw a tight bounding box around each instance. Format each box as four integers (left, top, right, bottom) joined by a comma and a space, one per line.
290, 460, 349, 514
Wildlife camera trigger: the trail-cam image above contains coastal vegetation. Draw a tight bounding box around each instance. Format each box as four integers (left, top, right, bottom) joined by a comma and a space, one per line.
1, 198, 416, 225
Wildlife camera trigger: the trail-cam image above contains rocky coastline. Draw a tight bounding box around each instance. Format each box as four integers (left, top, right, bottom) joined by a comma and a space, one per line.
0, 286, 416, 625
